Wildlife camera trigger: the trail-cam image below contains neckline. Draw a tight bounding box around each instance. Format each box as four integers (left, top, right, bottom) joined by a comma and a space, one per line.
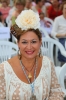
6, 56, 44, 86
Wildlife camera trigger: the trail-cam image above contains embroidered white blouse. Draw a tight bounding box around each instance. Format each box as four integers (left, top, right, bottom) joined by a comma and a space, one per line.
0, 56, 64, 100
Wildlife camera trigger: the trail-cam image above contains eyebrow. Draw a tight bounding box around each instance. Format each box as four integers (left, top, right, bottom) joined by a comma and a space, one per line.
21, 39, 38, 41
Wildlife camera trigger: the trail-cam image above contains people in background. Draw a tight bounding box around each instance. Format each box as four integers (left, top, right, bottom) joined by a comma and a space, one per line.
31, 0, 48, 16
11, 0, 26, 26
51, 1, 66, 65
25, 0, 32, 9
32, 0, 36, 6
48, 0, 62, 20
0, 9, 64, 100
0, 11, 7, 27
39, 12, 52, 35
0, 0, 11, 20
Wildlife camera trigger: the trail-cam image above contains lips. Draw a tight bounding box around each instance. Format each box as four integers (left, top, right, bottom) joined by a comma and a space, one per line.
25, 51, 34, 55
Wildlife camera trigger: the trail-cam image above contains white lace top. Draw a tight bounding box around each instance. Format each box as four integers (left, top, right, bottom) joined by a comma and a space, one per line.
0, 56, 64, 100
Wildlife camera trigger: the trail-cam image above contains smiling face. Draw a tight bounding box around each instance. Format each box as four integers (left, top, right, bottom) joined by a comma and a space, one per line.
18, 31, 42, 59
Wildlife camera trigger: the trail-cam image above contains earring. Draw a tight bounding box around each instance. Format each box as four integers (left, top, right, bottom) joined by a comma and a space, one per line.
39, 48, 42, 57
18, 48, 21, 59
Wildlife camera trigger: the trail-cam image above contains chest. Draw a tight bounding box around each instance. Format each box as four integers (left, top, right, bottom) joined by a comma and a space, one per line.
5, 57, 51, 100
5, 66, 51, 100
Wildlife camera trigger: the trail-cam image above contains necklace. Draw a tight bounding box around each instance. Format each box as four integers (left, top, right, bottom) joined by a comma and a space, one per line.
20, 58, 38, 100
22, 59, 36, 79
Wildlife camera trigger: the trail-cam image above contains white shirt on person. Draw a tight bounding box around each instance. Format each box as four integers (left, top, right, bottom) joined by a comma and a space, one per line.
51, 15, 66, 38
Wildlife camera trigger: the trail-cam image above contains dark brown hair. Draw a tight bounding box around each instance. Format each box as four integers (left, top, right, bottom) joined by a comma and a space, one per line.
11, 24, 42, 41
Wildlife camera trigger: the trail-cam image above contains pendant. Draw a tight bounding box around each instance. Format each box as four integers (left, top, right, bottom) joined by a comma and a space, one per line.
28, 73, 32, 79
30, 94, 37, 100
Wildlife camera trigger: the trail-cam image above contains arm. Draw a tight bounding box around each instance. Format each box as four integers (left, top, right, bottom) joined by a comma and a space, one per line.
0, 63, 6, 99
56, 33, 66, 38
48, 61, 64, 100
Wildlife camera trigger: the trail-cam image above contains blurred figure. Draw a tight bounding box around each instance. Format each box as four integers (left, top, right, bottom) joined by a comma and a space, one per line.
48, 0, 62, 20
31, 0, 48, 16
39, 12, 52, 35
11, 0, 26, 25
0, 1, 2, 7
0, 0, 11, 20
25, 0, 32, 9
45, 0, 52, 12
0, 11, 7, 27
32, 0, 36, 6
51, 1, 66, 65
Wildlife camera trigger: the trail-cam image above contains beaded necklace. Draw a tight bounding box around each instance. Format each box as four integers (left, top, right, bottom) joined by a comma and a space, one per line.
20, 58, 38, 100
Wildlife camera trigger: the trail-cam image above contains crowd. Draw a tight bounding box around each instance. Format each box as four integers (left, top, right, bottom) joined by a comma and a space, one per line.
0, 0, 63, 27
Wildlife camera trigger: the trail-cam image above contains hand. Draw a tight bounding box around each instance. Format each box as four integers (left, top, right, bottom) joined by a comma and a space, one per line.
44, 21, 51, 27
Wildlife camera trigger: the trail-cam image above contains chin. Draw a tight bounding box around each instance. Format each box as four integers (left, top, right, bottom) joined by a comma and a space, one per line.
25, 54, 37, 59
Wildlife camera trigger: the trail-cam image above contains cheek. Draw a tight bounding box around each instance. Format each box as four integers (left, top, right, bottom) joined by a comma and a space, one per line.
34, 44, 41, 51
20, 45, 26, 50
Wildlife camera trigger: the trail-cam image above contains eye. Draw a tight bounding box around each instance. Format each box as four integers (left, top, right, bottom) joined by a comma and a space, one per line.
31, 41, 37, 43
22, 42, 27, 44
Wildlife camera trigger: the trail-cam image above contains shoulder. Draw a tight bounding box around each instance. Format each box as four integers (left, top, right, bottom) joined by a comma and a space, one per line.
41, 56, 53, 73
42, 56, 52, 64
7, 56, 19, 69
54, 15, 62, 21
42, 55, 51, 61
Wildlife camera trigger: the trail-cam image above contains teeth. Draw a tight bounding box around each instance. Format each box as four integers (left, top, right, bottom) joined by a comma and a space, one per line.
26, 51, 34, 54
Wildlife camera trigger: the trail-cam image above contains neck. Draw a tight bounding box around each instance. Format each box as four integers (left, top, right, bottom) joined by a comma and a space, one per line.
21, 56, 37, 69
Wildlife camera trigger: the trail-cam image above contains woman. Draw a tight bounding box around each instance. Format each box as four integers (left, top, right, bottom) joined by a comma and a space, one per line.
48, 0, 62, 20
25, 0, 32, 10
0, 0, 11, 20
31, 0, 48, 17
0, 11, 8, 27
11, 0, 25, 25
0, 10, 64, 100
51, 1, 66, 65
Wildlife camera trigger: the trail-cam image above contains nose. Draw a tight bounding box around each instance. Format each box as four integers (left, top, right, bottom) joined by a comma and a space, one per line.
27, 42, 32, 49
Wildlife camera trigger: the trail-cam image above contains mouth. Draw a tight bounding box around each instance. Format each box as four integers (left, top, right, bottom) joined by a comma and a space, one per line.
25, 50, 34, 55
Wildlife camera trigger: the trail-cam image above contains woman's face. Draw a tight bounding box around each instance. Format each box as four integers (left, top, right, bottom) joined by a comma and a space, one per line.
16, 3, 24, 11
38, 0, 44, 7
18, 31, 41, 59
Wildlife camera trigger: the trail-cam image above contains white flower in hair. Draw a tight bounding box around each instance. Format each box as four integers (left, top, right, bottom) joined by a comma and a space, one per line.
15, 9, 40, 30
